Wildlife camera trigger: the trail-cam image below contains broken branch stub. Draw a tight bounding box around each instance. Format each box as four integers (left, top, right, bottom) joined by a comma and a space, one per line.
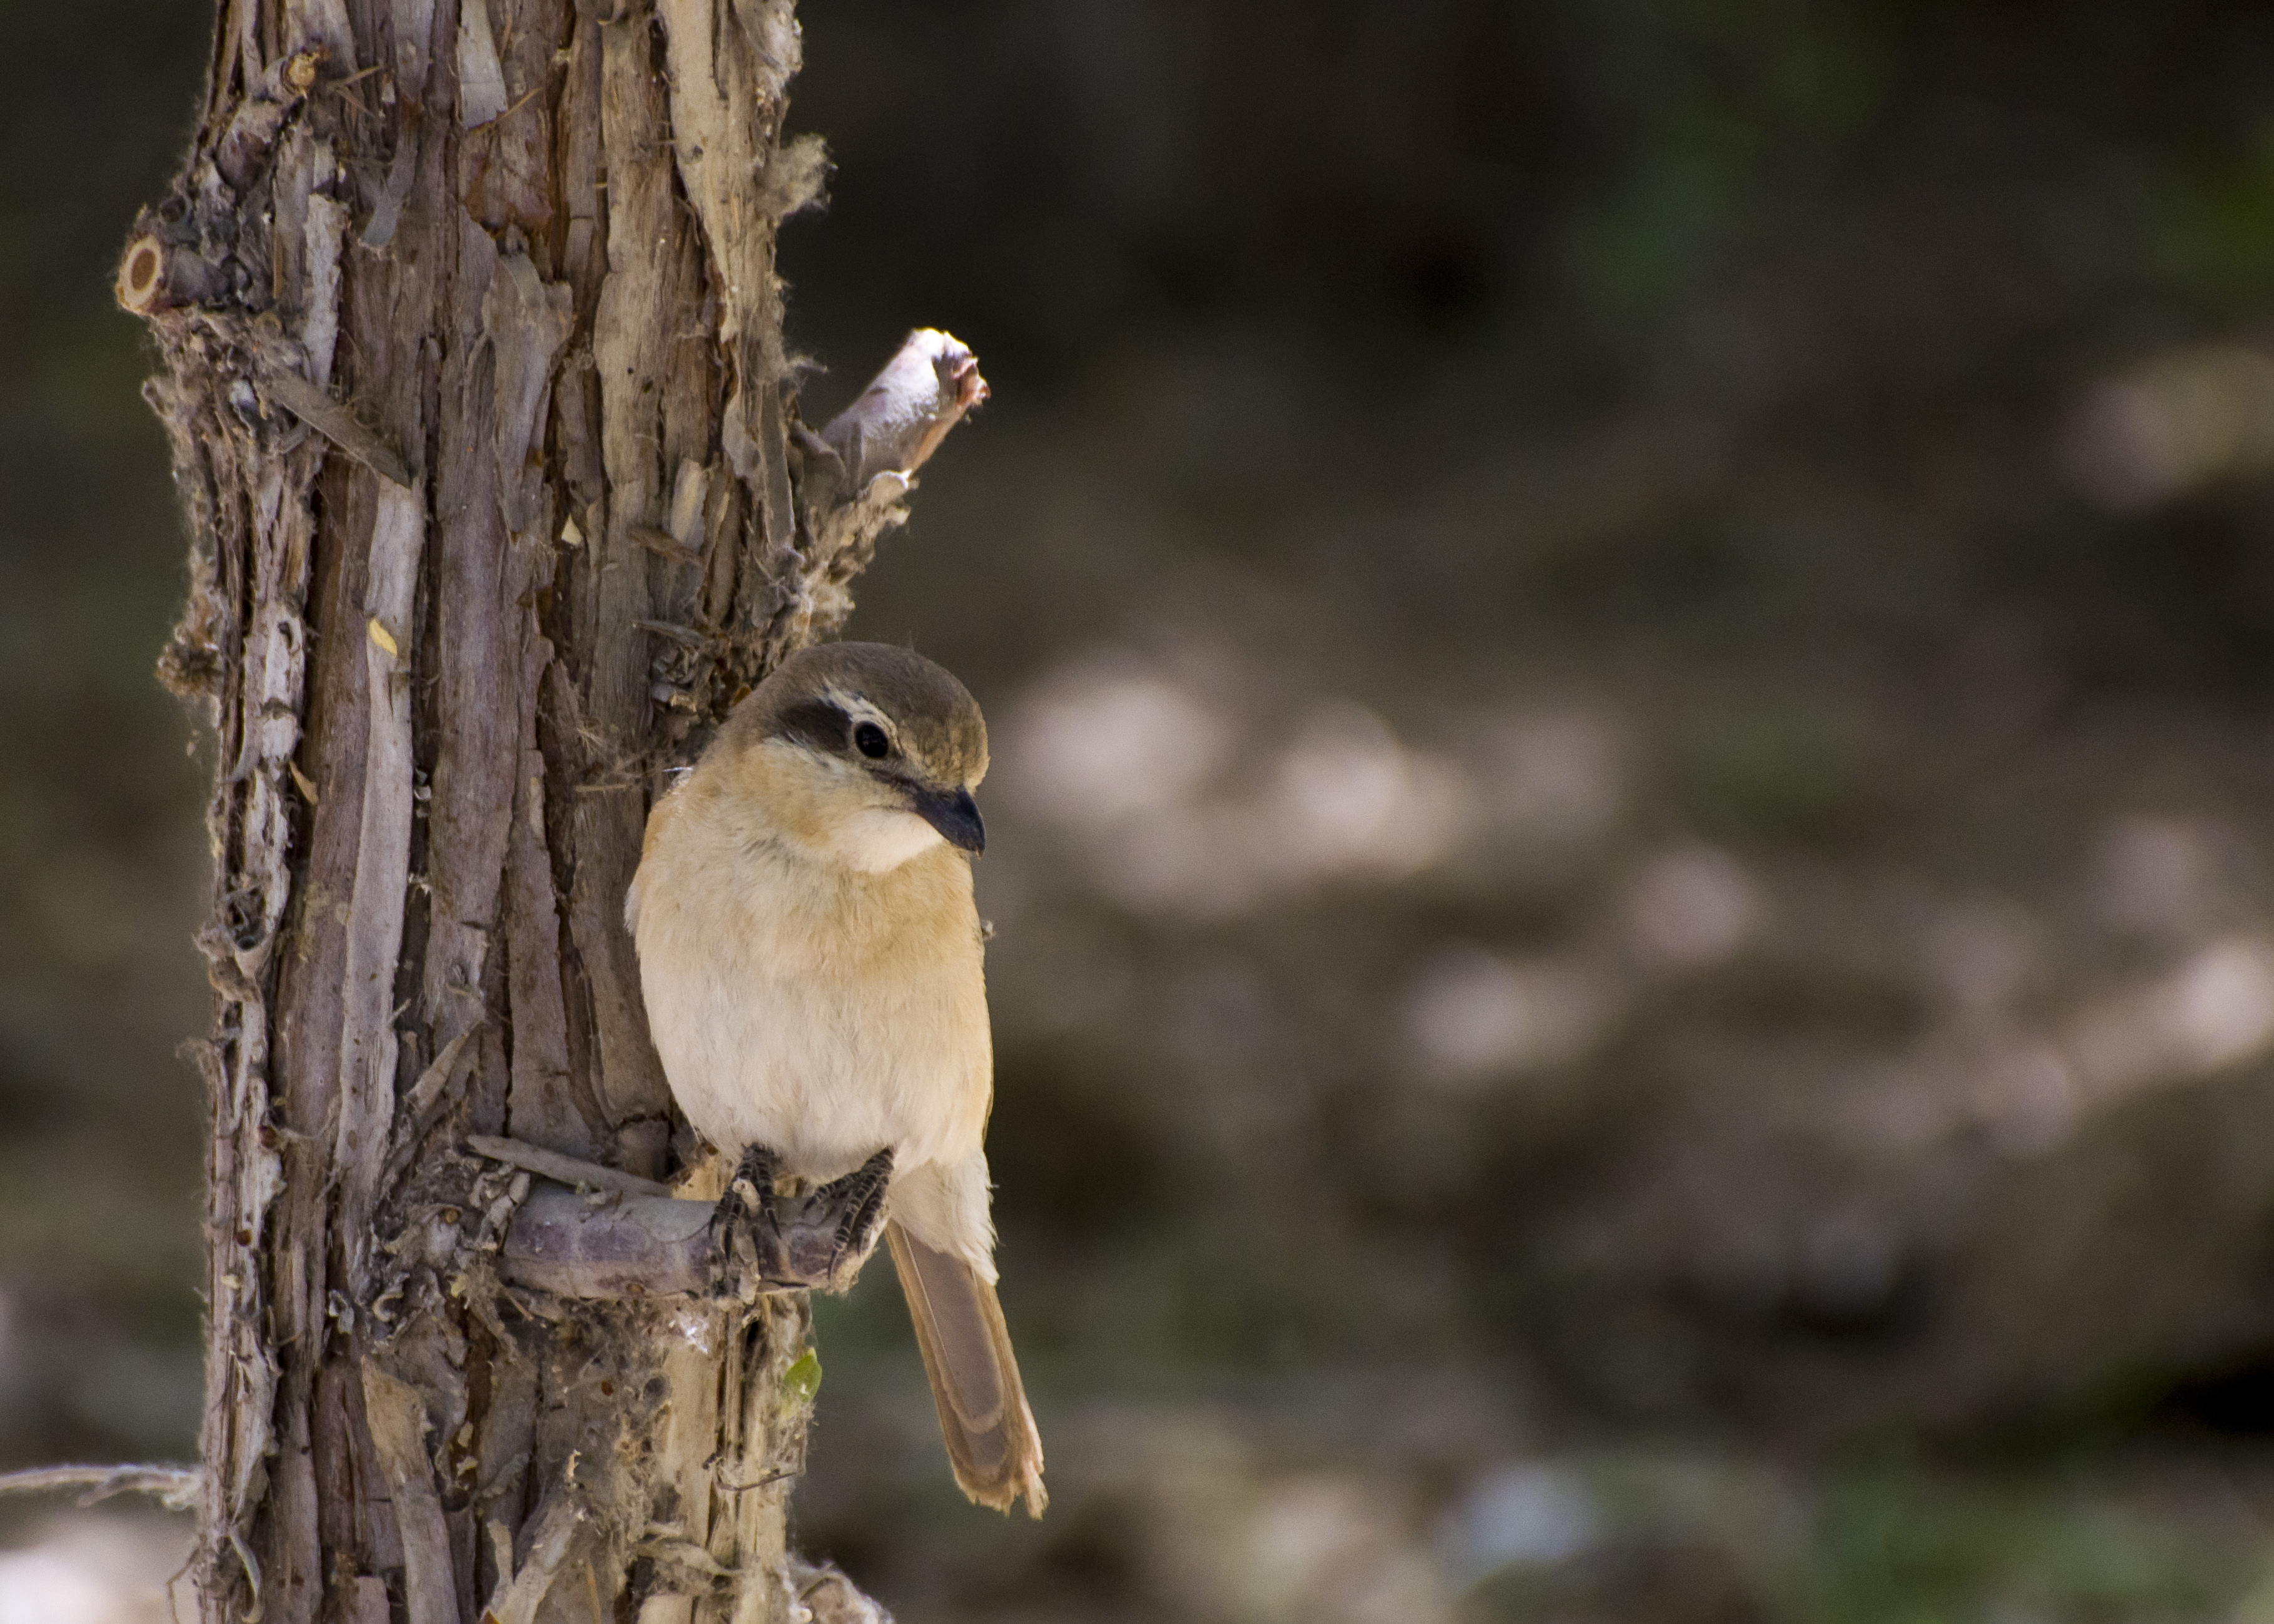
499, 1186, 722, 1299
820, 328, 992, 497
115, 236, 230, 315
490, 1161, 891, 1301
750, 328, 991, 674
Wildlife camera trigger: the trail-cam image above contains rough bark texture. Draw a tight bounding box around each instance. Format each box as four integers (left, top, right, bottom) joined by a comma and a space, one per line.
121, 1, 983, 1617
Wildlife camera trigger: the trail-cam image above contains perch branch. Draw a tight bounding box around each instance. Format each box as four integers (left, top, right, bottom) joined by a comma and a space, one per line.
499, 1186, 721, 1298
487, 1150, 890, 1301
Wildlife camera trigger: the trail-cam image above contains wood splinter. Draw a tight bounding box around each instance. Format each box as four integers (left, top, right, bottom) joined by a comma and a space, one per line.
260, 371, 414, 489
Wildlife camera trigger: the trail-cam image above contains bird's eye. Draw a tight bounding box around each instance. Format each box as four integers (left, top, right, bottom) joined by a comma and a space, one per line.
854, 722, 891, 759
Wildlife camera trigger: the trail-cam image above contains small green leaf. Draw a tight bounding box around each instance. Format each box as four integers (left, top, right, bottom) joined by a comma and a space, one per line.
779, 1348, 822, 1412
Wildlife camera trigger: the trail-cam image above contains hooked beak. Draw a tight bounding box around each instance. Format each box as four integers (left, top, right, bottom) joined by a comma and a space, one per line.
909, 784, 985, 855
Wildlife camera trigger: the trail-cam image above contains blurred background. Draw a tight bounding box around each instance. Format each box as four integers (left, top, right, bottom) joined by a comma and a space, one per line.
14, 1, 2274, 1619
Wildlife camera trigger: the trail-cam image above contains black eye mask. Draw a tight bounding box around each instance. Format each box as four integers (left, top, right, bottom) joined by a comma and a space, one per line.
776, 698, 851, 754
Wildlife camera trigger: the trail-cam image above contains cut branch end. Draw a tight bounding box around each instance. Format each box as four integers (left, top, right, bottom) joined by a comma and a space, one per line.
117, 237, 166, 313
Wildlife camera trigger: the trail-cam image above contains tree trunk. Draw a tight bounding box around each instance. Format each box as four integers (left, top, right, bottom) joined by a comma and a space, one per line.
119, 2, 980, 1618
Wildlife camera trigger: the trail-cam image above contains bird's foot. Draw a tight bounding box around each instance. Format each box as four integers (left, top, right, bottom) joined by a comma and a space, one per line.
822, 1147, 895, 1284
711, 1144, 895, 1294
774, 1148, 894, 1293
720, 1142, 781, 1228
711, 1142, 783, 1292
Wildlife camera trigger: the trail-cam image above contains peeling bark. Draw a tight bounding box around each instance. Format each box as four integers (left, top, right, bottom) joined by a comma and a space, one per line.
124, 0, 983, 1615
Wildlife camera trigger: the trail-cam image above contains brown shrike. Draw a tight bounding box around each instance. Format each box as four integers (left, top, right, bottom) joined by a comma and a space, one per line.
626, 641, 1046, 1517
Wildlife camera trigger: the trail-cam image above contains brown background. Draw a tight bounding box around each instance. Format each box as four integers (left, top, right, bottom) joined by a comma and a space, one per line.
14, 2, 2274, 1619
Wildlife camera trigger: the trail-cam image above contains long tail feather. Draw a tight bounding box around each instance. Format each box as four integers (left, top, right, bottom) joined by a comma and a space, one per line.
887, 1221, 1047, 1517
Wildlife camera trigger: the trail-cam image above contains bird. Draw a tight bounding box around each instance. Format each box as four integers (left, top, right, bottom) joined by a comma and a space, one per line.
625, 640, 1046, 1517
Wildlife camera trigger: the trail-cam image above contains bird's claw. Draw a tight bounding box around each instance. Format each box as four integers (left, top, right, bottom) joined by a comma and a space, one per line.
777, 1147, 894, 1293
824, 1147, 894, 1283
710, 1143, 894, 1295
721, 1142, 781, 1227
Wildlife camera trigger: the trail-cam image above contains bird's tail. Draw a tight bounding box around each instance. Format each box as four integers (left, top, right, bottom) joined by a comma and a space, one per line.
887, 1220, 1047, 1517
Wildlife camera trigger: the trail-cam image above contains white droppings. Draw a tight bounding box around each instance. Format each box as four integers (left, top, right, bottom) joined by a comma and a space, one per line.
670, 1306, 716, 1354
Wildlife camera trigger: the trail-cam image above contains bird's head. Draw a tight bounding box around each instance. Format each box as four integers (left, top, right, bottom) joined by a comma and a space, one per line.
716, 641, 989, 873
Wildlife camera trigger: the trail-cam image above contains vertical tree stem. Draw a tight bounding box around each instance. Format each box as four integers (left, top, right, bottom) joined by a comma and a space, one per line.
124, 0, 983, 1615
